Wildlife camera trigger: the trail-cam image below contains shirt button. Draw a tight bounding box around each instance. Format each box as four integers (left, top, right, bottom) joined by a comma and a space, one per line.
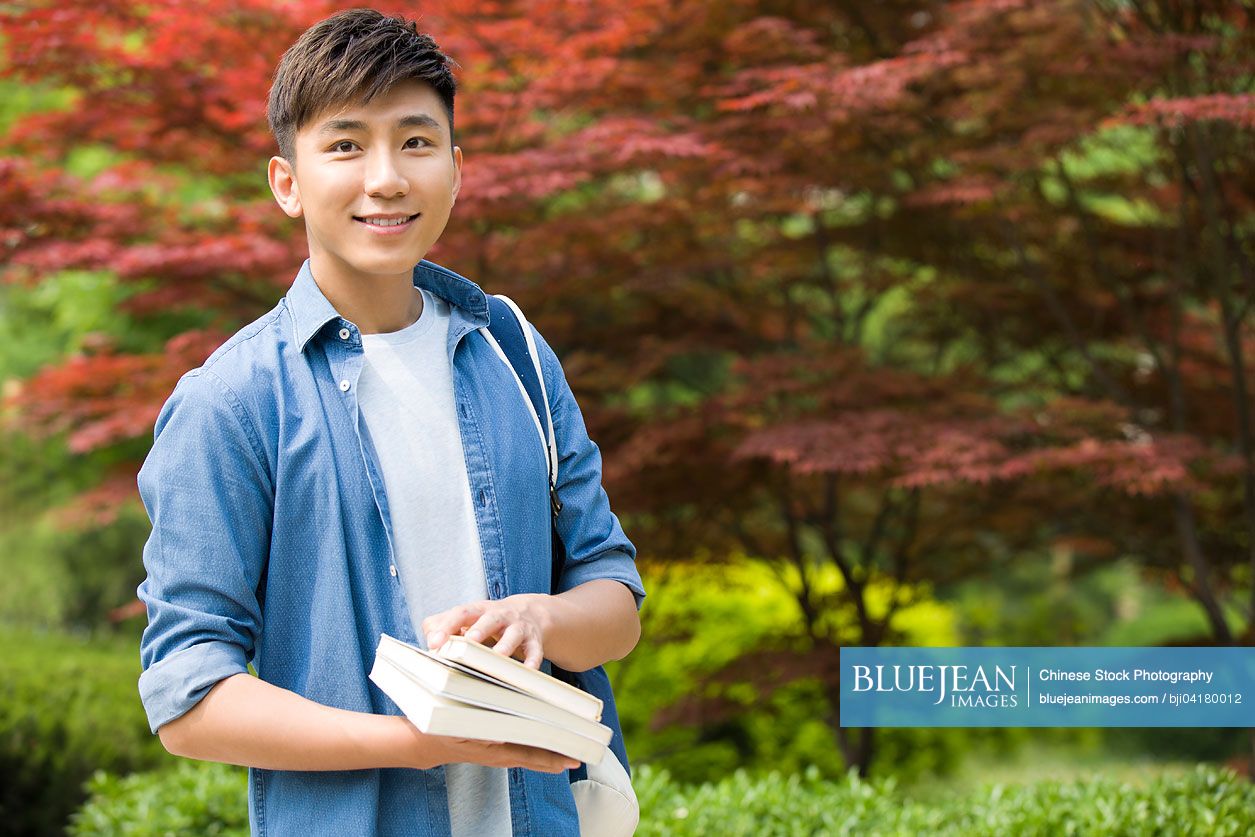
339, 379, 351, 392
390, 565, 397, 577
339, 328, 351, 340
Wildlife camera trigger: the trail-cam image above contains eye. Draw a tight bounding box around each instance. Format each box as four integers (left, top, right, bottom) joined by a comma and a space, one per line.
405, 137, 431, 149
332, 140, 358, 154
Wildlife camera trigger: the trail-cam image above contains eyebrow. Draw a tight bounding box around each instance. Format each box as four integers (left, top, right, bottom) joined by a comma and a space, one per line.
316, 113, 443, 137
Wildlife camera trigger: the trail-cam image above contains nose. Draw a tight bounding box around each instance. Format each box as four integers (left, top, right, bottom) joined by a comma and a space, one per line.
363, 150, 408, 198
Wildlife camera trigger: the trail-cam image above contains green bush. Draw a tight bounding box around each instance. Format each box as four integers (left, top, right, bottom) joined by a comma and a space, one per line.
634, 763, 1255, 836
0, 628, 167, 836
70, 761, 248, 837
609, 561, 967, 785
71, 760, 1255, 836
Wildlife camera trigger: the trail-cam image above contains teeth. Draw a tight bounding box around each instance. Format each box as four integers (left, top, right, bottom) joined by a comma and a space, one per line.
362, 216, 411, 227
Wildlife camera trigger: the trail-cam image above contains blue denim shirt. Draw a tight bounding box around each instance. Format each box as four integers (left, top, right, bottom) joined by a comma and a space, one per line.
136, 258, 646, 836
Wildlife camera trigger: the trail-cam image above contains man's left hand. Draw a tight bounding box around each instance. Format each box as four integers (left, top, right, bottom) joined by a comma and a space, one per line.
421, 594, 550, 669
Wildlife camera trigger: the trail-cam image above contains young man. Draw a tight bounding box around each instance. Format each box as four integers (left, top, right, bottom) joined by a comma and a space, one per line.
135, 9, 645, 835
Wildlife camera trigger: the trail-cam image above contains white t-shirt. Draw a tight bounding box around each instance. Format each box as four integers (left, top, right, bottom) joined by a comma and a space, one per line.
357, 287, 512, 837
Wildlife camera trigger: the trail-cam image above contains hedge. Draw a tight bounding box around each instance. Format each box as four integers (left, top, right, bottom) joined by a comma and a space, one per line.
70, 760, 1255, 836
635, 763, 1255, 835
0, 627, 165, 836
70, 761, 248, 837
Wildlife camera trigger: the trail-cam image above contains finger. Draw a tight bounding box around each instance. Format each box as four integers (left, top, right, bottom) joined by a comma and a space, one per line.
494, 742, 579, 773
522, 634, 544, 670
530, 755, 580, 773
492, 624, 529, 661
462, 610, 509, 645
425, 604, 483, 649
456, 740, 578, 773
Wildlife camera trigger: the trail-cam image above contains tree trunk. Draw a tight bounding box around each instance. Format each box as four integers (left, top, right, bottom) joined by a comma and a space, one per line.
1171, 494, 1233, 644
831, 702, 876, 778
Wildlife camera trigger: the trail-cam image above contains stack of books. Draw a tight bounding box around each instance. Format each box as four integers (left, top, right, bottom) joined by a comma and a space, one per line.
369, 632, 610, 765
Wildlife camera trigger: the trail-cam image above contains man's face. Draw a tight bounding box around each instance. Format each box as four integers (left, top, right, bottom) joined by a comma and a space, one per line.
269, 79, 462, 284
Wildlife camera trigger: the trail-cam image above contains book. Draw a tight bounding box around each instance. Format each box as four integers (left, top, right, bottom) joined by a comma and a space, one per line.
374, 633, 612, 745
370, 649, 607, 765
370, 656, 608, 764
436, 634, 603, 723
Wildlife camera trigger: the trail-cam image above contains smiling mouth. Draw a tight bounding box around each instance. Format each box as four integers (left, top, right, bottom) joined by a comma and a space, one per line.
353, 213, 420, 227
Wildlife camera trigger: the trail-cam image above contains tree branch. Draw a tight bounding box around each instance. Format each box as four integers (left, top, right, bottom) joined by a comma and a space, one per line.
997, 214, 1134, 406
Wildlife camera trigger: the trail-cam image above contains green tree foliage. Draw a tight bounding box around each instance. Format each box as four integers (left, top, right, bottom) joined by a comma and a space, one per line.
611, 561, 967, 783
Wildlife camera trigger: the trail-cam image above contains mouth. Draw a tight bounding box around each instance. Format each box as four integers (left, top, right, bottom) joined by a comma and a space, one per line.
353, 213, 420, 233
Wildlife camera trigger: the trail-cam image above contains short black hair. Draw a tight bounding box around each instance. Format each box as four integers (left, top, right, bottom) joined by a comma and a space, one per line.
267, 8, 457, 161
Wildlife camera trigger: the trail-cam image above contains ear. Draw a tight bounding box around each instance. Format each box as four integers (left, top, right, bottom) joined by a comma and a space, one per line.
268, 156, 303, 219
451, 146, 463, 206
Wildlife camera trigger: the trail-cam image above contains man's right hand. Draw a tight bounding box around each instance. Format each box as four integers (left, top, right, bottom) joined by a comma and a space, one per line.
407, 724, 579, 773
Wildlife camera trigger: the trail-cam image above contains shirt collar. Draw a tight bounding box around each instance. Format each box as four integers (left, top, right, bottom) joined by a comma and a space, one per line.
286, 257, 491, 352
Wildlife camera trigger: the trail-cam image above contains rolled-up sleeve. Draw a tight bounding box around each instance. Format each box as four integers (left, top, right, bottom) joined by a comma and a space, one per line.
136, 369, 272, 734
530, 325, 646, 609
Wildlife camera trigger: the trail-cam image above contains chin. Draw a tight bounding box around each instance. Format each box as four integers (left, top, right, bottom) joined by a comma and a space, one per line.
347, 251, 425, 276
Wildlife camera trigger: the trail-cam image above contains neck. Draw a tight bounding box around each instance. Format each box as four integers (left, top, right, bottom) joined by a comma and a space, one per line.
308, 252, 424, 334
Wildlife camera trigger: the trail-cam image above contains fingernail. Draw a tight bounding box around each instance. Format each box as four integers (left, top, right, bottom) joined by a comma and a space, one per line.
465, 631, 480, 643
427, 632, 445, 648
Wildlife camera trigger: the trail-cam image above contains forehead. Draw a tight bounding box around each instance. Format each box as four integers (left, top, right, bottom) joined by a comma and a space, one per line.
300, 79, 447, 138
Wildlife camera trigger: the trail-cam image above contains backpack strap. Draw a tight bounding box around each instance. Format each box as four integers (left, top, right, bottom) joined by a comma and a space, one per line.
479, 295, 562, 522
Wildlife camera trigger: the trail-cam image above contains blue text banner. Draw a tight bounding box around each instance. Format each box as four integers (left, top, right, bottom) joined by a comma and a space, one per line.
840, 647, 1255, 727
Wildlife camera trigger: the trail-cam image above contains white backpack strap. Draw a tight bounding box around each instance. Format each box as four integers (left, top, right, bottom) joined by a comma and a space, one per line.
477, 324, 548, 464
477, 294, 559, 489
